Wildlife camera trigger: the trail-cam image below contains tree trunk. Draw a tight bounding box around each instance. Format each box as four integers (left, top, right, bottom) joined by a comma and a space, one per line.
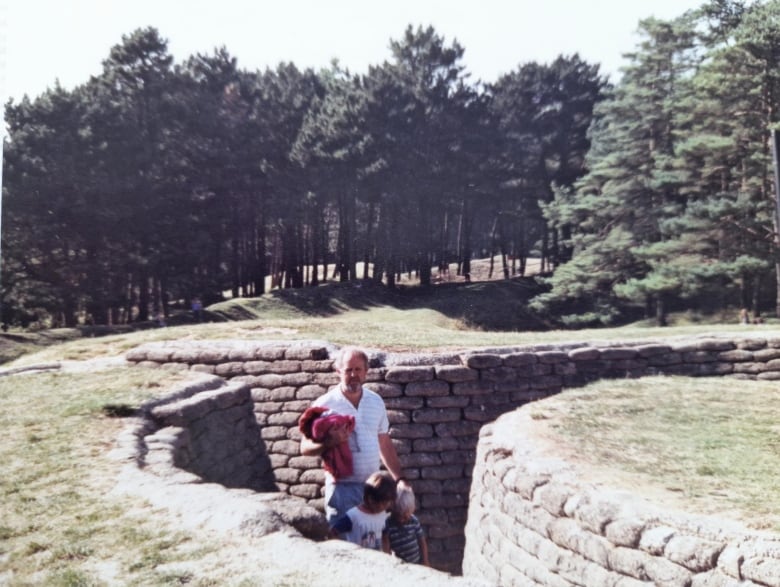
655, 295, 668, 327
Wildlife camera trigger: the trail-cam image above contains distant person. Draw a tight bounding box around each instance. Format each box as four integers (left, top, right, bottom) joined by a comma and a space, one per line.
328, 471, 396, 550
740, 308, 749, 325
191, 297, 203, 321
300, 347, 408, 524
383, 483, 429, 565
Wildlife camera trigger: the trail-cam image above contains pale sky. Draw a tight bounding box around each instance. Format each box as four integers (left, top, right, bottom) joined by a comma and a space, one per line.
3, 0, 705, 104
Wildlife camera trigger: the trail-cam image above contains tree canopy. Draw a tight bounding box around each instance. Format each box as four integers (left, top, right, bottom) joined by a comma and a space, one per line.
2, 25, 605, 327
6, 3, 780, 329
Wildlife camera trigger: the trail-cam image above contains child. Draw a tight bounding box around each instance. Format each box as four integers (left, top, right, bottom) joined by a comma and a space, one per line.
329, 471, 396, 550
383, 483, 429, 565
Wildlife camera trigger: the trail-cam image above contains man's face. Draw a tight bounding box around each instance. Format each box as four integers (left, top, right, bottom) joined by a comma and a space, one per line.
338, 353, 367, 394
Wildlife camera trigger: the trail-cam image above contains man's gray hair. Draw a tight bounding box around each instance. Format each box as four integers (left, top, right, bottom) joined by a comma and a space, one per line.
334, 346, 369, 370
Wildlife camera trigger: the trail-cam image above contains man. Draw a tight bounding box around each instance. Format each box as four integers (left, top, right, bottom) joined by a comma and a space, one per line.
300, 346, 408, 523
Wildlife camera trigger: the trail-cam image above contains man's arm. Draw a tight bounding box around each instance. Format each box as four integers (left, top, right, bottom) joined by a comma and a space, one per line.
378, 433, 405, 482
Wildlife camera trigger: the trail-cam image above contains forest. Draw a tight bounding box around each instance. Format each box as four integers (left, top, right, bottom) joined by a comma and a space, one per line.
2, 0, 780, 328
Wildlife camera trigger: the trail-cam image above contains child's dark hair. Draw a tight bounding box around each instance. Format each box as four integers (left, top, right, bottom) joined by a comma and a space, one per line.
364, 471, 397, 505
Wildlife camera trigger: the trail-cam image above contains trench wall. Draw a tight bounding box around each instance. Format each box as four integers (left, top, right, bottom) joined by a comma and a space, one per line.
125, 333, 780, 575
462, 408, 780, 587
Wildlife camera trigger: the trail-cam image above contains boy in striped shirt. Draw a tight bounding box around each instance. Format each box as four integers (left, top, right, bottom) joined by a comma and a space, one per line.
383, 484, 429, 565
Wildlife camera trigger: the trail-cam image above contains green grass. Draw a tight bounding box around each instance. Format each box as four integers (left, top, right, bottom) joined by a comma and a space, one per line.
6, 279, 778, 367
0, 368, 216, 586
3, 281, 780, 583
536, 377, 780, 531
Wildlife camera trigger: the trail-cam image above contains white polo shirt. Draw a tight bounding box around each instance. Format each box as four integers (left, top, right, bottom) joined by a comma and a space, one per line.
312, 386, 389, 484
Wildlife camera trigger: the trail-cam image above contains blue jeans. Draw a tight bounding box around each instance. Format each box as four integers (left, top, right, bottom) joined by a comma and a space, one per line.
325, 481, 364, 524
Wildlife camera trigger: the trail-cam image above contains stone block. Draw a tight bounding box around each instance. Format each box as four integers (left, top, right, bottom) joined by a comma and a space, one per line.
555, 362, 578, 376
548, 517, 611, 567
536, 482, 575, 517
300, 359, 333, 372
531, 375, 563, 390
298, 468, 325, 484
260, 426, 288, 441
280, 372, 313, 386
697, 362, 733, 375
435, 420, 483, 437
741, 556, 780, 586
404, 379, 450, 397
384, 366, 435, 383
466, 354, 502, 369
664, 535, 724, 573
213, 386, 250, 409
269, 453, 289, 468
267, 412, 301, 427
412, 407, 462, 424
284, 345, 329, 360
273, 467, 301, 484
249, 374, 284, 389
733, 362, 764, 374
389, 423, 434, 439
422, 465, 464, 480
422, 493, 469, 509
639, 526, 676, 556
271, 440, 301, 456
254, 346, 287, 360
481, 366, 521, 384
754, 348, 780, 361
312, 373, 339, 386
161, 362, 190, 372
367, 382, 404, 398
427, 396, 470, 408
413, 437, 459, 452
215, 361, 246, 377
600, 348, 639, 360
387, 409, 410, 424
295, 384, 327, 400
647, 353, 682, 366
452, 380, 495, 396
757, 371, 780, 380
605, 518, 646, 547
681, 351, 718, 363
435, 365, 479, 382
196, 349, 231, 364
384, 396, 425, 410
226, 347, 258, 361
537, 351, 570, 364
569, 491, 626, 535
569, 347, 601, 361
288, 483, 321, 500
147, 348, 174, 363
718, 349, 754, 362
441, 450, 476, 466
736, 338, 767, 350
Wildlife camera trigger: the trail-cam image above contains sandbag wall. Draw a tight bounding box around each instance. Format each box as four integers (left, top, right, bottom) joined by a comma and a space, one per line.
125, 334, 780, 574
462, 409, 780, 587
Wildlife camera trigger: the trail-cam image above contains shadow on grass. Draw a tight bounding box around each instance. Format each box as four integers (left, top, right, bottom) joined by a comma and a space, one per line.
211, 278, 550, 332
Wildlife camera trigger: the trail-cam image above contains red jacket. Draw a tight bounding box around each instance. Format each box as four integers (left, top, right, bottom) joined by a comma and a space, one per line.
298, 406, 356, 479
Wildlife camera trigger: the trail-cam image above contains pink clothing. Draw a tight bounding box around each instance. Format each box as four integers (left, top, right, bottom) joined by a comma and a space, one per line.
298, 406, 356, 479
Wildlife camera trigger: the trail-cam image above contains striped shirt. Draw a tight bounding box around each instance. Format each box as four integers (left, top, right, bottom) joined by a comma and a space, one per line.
385, 514, 424, 563
312, 386, 389, 484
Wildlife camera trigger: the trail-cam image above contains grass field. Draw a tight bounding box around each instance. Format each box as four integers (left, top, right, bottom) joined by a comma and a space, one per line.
3, 276, 780, 584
